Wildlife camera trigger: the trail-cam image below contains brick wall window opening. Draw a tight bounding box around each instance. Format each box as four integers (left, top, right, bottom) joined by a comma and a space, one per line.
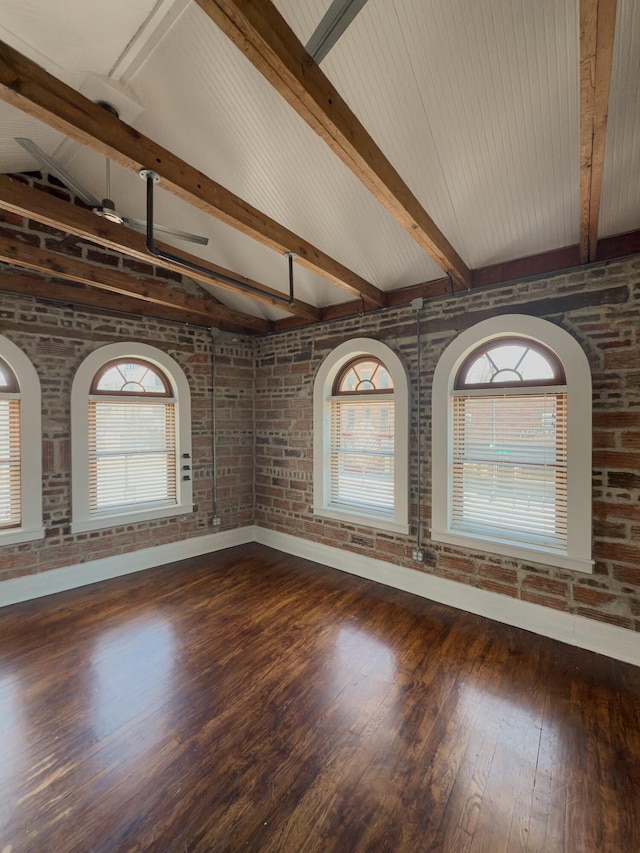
330, 357, 395, 515
89, 360, 177, 516
432, 316, 593, 573
71, 343, 193, 534
314, 339, 409, 535
0, 335, 44, 546
452, 339, 567, 550
0, 357, 21, 530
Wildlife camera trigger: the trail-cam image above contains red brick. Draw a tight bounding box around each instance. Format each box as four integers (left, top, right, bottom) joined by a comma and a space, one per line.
477, 563, 518, 585
439, 555, 475, 575
612, 565, 640, 586
573, 586, 618, 607
521, 591, 569, 611
476, 578, 518, 598
593, 412, 640, 429
594, 542, 640, 565
0, 210, 23, 226
593, 450, 640, 470
522, 575, 568, 597
593, 502, 640, 522
620, 431, 640, 449
593, 430, 617, 449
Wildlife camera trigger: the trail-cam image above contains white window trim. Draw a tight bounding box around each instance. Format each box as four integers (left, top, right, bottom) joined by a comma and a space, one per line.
71, 343, 193, 534
0, 335, 44, 546
431, 315, 593, 573
314, 338, 409, 535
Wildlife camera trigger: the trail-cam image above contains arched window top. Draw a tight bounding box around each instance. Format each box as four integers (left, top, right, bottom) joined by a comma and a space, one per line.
455, 337, 565, 389
432, 315, 592, 574
333, 357, 394, 395
0, 357, 19, 393
71, 342, 192, 534
91, 359, 172, 396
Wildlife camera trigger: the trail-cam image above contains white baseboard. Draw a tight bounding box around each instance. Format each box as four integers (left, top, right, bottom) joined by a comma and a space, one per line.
2, 523, 637, 668
0, 525, 256, 608
254, 528, 640, 668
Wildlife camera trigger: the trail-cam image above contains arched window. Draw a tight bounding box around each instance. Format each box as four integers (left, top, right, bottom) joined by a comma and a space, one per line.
314, 339, 409, 534
432, 316, 592, 573
71, 343, 193, 533
0, 336, 43, 546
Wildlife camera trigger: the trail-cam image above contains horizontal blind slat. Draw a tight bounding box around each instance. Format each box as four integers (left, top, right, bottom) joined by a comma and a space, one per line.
452, 394, 567, 548
330, 398, 394, 515
0, 399, 21, 528
89, 400, 176, 513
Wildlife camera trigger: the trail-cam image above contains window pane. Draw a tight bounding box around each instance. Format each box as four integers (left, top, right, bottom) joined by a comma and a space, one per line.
461, 343, 558, 385
96, 362, 167, 394
336, 359, 394, 393
354, 360, 379, 382
518, 349, 556, 381
330, 398, 394, 514
89, 400, 176, 513
464, 354, 494, 384
0, 399, 21, 528
452, 394, 567, 548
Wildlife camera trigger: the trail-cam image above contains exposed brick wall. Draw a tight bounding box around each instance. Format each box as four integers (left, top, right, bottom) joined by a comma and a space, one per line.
2, 173, 640, 636
255, 257, 640, 633
0, 176, 255, 582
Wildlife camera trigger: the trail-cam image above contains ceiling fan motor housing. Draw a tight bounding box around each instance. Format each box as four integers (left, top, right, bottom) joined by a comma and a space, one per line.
94, 197, 124, 224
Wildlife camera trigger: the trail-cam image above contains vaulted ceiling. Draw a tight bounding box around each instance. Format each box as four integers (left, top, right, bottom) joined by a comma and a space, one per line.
0, 0, 638, 333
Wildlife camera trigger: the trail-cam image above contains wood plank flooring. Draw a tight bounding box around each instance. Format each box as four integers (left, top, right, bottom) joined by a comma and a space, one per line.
0, 543, 638, 852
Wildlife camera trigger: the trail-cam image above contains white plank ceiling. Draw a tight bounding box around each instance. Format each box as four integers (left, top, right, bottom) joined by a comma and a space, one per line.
0, 0, 638, 319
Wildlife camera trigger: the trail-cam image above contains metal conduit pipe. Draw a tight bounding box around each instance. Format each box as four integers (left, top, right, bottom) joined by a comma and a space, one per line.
412, 298, 425, 562
141, 170, 296, 305
210, 327, 221, 527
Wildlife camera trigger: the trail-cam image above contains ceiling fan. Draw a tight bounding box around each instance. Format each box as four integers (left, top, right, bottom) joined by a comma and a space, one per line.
15, 132, 209, 246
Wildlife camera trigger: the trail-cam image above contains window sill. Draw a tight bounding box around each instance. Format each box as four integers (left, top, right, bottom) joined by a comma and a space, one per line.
71, 503, 193, 534
0, 526, 45, 547
430, 528, 593, 574
314, 505, 409, 535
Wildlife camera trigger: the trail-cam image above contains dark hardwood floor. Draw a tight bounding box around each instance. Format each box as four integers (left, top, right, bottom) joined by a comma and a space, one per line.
0, 543, 638, 852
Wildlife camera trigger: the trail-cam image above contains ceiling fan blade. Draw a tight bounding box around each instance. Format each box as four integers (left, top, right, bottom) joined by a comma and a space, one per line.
124, 217, 209, 246
15, 138, 101, 208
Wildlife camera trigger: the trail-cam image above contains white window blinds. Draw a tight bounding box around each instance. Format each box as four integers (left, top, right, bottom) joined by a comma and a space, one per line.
88, 399, 176, 514
0, 399, 21, 529
452, 393, 567, 549
330, 396, 394, 515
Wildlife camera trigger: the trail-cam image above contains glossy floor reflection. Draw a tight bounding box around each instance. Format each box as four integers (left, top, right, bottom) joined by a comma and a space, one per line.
0, 543, 639, 851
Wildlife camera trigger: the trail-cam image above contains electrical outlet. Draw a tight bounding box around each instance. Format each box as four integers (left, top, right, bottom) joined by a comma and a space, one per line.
212, 515, 221, 527
412, 547, 425, 563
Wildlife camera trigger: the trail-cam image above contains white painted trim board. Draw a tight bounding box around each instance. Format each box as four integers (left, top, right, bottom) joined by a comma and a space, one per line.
254, 528, 640, 669
0, 526, 256, 608
1, 524, 637, 668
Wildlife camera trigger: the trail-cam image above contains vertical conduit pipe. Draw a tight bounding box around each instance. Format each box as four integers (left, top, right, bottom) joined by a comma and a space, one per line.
210, 327, 221, 526
414, 302, 424, 551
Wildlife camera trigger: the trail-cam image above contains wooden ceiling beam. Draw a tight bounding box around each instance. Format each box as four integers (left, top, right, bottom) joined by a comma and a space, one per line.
0, 175, 320, 322
579, 0, 618, 263
194, 0, 472, 290
0, 40, 382, 308
0, 270, 220, 328
0, 235, 270, 333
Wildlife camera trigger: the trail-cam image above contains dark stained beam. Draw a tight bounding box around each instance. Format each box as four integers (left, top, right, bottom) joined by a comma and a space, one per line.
194, 0, 472, 290
0, 235, 270, 333
0, 270, 222, 328
270, 230, 640, 332
0, 175, 321, 322
580, 0, 618, 262
0, 40, 383, 307
595, 227, 640, 261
